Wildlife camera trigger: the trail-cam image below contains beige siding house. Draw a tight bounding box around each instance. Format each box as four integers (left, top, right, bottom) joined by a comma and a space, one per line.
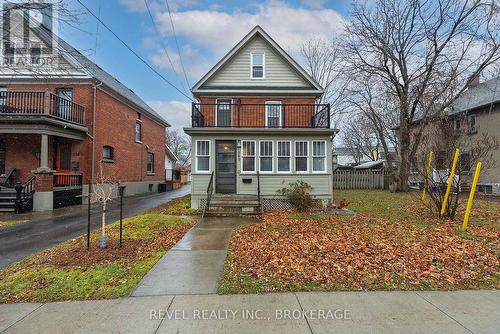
185, 26, 337, 211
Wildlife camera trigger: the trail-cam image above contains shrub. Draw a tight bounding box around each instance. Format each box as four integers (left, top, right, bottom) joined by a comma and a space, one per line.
278, 180, 314, 212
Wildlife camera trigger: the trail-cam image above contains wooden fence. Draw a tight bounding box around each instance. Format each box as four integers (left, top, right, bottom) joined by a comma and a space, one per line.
333, 170, 385, 190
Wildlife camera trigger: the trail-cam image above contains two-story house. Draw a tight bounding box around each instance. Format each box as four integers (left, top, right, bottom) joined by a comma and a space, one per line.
0, 15, 169, 212
185, 26, 336, 212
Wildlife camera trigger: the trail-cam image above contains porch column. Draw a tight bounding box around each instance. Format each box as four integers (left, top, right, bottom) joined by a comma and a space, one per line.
32, 134, 54, 211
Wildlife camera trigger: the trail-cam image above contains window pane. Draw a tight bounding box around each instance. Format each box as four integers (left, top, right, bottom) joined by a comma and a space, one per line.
242, 157, 255, 171
197, 141, 209, 155
278, 142, 290, 156
313, 141, 325, 156
313, 157, 325, 172
198, 157, 209, 171
295, 141, 308, 156
260, 157, 272, 171
278, 157, 290, 172
296, 157, 308, 171
260, 141, 273, 156
242, 141, 255, 156
252, 53, 263, 65
252, 67, 263, 78
135, 122, 142, 141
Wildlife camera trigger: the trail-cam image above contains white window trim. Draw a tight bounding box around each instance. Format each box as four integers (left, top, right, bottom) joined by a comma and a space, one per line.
240, 140, 256, 174
195, 140, 211, 174
250, 52, 265, 79
146, 152, 155, 175
312, 140, 327, 173
277, 140, 292, 174
294, 140, 309, 174
215, 98, 233, 127
265, 101, 282, 128
258, 140, 274, 174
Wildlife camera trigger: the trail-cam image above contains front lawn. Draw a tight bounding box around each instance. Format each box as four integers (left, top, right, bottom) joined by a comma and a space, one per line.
0, 213, 195, 303
218, 190, 499, 294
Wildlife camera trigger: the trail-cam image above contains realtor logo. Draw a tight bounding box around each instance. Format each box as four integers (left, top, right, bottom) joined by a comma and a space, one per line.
0, 0, 59, 68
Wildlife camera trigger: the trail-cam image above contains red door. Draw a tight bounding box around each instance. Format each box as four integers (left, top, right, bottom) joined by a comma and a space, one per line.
55, 143, 72, 173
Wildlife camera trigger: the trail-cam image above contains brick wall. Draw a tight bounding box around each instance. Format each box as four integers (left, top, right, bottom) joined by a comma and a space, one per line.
1, 83, 166, 185
198, 96, 317, 127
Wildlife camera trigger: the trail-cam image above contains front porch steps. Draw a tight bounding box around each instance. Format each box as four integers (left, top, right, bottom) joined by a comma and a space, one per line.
204, 194, 262, 217
0, 187, 17, 212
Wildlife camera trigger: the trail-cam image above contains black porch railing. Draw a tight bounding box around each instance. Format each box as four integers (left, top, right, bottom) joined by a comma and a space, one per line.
202, 171, 214, 219
192, 103, 330, 128
0, 91, 85, 126
14, 176, 35, 213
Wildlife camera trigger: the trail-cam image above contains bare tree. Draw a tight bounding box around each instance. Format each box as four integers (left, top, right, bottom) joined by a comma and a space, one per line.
342, 0, 500, 191
91, 163, 119, 248
301, 38, 348, 128
341, 114, 380, 164
166, 129, 191, 165
414, 114, 498, 219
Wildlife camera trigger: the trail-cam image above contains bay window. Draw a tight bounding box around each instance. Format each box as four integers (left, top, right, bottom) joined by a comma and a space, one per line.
277, 141, 291, 173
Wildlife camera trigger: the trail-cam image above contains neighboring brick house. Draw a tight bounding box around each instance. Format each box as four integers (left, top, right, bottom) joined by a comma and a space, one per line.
0, 20, 169, 212
185, 26, 336, 211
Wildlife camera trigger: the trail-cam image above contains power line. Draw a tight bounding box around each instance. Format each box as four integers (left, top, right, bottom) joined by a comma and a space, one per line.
76, 0, 194, 102
164, 0, 191, 90
143, 0, 190, 96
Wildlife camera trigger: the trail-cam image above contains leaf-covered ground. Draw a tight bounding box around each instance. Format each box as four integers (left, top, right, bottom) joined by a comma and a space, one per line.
0, 214, 195, 303
218, 190, 499, 294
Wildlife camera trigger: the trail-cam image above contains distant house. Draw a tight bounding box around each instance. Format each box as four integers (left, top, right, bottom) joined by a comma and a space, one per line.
165, 145, 178, 182
409, 76, 500, 194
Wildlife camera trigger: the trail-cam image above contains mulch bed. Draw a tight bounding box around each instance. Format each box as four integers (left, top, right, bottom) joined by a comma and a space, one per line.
226, 211, 499, 291
32, 224, 193, 269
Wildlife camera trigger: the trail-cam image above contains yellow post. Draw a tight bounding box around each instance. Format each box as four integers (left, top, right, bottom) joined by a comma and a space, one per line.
440, 148, 460, 216
462, 162, 482, 231
422, 151, 433, 204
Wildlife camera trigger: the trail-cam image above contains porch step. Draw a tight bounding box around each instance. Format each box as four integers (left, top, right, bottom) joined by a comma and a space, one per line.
210, 201, 260, 207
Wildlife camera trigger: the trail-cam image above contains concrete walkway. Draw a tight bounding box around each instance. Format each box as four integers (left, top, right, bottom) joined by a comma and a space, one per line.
0, 185, 191, 268
132, 216, 255, 296
1, 290, 498, 333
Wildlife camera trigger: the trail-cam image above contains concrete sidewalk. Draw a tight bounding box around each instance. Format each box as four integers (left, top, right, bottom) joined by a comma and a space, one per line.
132, 216, 255, 296
1, 290, 498, 333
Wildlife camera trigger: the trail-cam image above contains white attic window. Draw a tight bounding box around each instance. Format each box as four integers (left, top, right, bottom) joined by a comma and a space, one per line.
250, 52, 265, 79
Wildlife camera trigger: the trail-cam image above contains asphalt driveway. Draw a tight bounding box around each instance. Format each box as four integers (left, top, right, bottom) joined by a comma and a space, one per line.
0, 185, 191, 269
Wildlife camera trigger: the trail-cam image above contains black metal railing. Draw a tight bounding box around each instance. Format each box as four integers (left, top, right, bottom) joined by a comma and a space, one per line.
202, 171, 214, 219
191, 103, 330, 128
0, 91, 85, 126
257, 170, 262, 214
14, 176, 35, 213
53, 173, 83, 189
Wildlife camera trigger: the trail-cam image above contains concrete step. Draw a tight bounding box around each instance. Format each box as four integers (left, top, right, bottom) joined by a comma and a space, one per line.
210, 201, 260, 207
0, 201, 15, 206
0, 207, 15, 212
211, 195, 258, 201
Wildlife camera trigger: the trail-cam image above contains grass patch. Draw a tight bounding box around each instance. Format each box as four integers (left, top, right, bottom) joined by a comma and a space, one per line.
0, 213, 194, 303
148, 195, 200, 216
0, 220, 27, 229
219, 190, 499, 294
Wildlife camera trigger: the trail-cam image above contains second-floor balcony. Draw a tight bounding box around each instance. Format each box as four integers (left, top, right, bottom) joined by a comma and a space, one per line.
0, 91, 85, 127
191, 102, 331, 129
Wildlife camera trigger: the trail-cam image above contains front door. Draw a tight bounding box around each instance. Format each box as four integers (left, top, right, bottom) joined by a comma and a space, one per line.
216, 99, 232, 127
216, 140, 236, 194
55, 143, 72, 172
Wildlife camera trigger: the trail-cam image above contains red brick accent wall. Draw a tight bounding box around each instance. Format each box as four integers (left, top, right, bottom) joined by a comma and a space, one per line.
33, 172, 53, 192
1, 83, 166, 185
198, 96, 317, 127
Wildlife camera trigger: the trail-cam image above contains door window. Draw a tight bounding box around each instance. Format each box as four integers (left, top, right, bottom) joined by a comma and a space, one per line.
56, 88, 73, 120
265, 102, 282, 128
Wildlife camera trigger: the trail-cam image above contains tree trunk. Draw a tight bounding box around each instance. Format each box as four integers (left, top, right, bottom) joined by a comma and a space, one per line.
397, 109, 411, 192
101, 202, 106, 237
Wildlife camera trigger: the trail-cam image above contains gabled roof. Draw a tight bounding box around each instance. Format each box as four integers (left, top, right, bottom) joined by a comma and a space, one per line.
30, 23, 170, 127
192, 25, 323, 96
451, 76, 500, 114
165, 145, 178, 162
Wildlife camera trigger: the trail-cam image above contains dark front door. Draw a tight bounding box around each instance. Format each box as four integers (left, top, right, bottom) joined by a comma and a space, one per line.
216, 140, 236, 194
216, 99, 232, 127
55, 143, 72, 172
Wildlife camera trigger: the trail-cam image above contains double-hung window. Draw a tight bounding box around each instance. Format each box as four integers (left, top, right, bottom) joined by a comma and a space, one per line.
277, 141, 291, 173
135, 113, 142, 143
467, 114, 477, 134
196, 140, 210, 172
241, 140, 256, 173
250, 53, 265, 79
312, 141, 326, 172
147, 152, 154, 174
295, 141, 309, 173
259, 141, 273, 173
